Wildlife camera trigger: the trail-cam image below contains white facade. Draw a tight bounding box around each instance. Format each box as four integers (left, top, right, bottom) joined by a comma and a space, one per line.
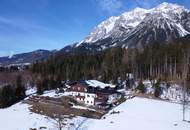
71, 90, 119, 106
84, 93, 96, 106
70, 91, 96, 106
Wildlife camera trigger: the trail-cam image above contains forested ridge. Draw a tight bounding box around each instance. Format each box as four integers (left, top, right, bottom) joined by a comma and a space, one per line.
31, 38, 190, 85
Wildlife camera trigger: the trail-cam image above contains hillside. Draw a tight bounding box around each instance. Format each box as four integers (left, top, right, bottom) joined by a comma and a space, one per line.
80, 97, 190, 130
0, 97, 189, 130
0, 50, 52, 66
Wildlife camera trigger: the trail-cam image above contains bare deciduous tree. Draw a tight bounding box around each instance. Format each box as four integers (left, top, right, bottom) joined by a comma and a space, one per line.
53, 114, 65, 130
182, 50, 189, 121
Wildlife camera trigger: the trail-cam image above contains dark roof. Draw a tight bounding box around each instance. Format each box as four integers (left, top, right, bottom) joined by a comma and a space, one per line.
88, 87, 118, 95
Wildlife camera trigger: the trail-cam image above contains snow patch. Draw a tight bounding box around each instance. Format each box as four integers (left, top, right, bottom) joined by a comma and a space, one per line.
86, 80, 115, 89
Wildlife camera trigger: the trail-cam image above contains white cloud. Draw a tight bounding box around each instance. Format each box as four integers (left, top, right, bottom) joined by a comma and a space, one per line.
96, 0, 123, 14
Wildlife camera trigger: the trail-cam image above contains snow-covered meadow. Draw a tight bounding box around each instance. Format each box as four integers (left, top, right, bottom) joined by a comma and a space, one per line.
80, 97, 190, 130
0, 97, 189, 130
0, 102, 56, 130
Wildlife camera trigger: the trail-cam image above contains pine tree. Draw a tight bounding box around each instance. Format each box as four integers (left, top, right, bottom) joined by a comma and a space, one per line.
15, 75, 26, 100
0, 85, 16, 107
136, 80, 146, 93
154, 81, 162, 98
37, 80, 44, 95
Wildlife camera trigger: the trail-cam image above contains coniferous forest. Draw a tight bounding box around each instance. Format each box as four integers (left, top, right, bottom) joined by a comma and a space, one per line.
0, 75, 26, 108
31, 40, 190, 88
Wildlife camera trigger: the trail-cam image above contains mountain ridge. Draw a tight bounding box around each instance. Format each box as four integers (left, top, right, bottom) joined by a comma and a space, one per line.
0, 49, 52, 66
74, 2, 190, 51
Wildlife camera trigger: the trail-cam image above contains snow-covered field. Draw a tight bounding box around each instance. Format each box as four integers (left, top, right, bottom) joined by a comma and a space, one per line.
80, 97, 190, 130
0, 102, 57, 130
0, 97, 189, 130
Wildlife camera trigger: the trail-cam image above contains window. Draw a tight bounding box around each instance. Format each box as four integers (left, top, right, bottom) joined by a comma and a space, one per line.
87, 101, 89, 103
87, 95, 90, 97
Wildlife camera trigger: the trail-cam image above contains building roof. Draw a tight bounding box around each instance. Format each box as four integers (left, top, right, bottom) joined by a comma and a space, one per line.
85, 80, 115, 88
69, 80, 120, 95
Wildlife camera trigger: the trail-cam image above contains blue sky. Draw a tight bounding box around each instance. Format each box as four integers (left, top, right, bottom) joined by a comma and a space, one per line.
0, 0, 189, 56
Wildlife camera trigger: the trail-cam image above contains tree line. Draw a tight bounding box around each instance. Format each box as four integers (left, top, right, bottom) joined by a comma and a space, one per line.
31, 41, 190, 89
0, 75, 26, 108
32, 47, 125, 83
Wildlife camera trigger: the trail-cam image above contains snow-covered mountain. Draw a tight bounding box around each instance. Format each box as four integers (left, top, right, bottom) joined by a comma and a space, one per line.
82, 7, 149, 44
71, 2, 190, 51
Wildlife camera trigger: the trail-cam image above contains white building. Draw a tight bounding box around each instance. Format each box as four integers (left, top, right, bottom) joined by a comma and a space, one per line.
69, 80, 120, 106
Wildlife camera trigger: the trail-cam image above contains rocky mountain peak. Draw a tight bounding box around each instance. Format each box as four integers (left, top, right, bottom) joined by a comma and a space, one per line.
64, 2, 190, 53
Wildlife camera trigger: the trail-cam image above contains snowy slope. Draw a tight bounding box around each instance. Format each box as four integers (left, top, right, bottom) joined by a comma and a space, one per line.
80, 97, 190, 130
0, 97, 189, 130
0, 102, 56, 130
